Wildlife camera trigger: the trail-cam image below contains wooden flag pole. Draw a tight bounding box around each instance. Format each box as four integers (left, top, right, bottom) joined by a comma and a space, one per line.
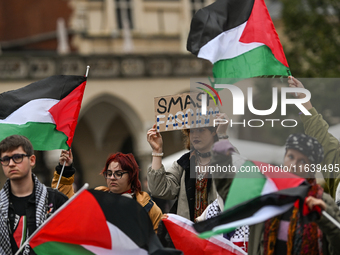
55, 66, 90, 191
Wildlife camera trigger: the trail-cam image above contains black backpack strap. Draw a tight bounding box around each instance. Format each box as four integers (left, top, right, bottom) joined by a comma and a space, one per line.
144, 199, 154, 213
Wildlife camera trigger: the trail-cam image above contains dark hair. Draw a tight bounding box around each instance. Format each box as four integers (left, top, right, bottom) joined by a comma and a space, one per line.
100, 152, 142, 193
182, 127, 218, 150
0, 135, 34, 156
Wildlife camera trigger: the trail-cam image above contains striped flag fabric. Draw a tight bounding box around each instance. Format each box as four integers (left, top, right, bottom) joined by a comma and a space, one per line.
194, 160, 309, 238
162, 214, 247, 255
26, 188, 182, 255
187, 0, 290, 78
0, 75, 87, 150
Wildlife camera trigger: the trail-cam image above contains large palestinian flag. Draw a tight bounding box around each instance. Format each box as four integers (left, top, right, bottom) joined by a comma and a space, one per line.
26, 189, 181, 255
194, 160, 309, 238
187, 0, 290, 78
0, 75, 86, 150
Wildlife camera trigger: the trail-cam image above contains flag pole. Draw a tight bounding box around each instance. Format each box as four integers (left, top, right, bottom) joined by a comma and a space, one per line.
55, 160, 66, 190
322, 211, 340, 230
15, 183, 89, 255
55, 66, 90, 191
85, 65, 90, 78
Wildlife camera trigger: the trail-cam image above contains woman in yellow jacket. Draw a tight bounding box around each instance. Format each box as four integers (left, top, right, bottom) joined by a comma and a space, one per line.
52, 150, 163, 233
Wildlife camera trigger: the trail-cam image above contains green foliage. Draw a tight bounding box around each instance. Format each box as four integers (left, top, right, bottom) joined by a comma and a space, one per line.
281, 0, 340, 77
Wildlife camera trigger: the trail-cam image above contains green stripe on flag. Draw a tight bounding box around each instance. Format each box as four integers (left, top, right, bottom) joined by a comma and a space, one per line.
0, 122, 69, 150
224, 161, 265, 211
213, 45, 290, 79
33, 242, 95, 255
198, 161, 267, 238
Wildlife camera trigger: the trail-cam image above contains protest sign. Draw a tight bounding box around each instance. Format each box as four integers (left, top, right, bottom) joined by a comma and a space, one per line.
154, 92, 219, 132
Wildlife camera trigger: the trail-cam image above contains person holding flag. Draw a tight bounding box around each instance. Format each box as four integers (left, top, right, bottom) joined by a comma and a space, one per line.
52, 151, 163, 233
51, 149, 76, 198
0, 135, 68, 255
248, 134, 340, 255
288, 76, 340, 206
95, 152, 163, 233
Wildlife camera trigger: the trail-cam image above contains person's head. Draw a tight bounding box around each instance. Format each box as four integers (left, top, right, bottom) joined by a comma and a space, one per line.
182, 126, 218, 152
100, 152, 142, 194
0, 135, 35, 181
284, 133, 324, 178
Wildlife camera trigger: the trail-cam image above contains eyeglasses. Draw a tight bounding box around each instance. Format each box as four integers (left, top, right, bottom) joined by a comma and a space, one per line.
0, 154, 30, 166
104, 170, 129, 179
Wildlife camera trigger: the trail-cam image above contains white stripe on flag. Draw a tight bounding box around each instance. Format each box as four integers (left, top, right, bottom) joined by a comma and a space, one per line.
212, 203, 293, 233
82, 221, 148, 255
0, 99, 58, 125
168, 214, 247, 255
261, 178, 278, 196
197, 22, 264, 64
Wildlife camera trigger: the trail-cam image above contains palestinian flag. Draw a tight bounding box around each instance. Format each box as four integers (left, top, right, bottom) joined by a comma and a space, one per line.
162, 214, 247, 255
0, 75, 86, 150
187, 0, 290, 79
194, 160, 309, 238
26, 188, 181, 255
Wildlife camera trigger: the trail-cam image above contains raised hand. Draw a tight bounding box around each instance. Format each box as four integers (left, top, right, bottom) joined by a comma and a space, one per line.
215, 112, 230, 138
288, 76, 313, 110
147, 124, 163, 153
59, 149, 73, 166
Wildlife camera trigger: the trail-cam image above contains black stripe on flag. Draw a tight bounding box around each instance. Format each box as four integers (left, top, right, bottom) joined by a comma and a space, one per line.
0, 75, 87, 119
193, 184, 310, 233
89, 190, 182, 255
187, 0, 255, 56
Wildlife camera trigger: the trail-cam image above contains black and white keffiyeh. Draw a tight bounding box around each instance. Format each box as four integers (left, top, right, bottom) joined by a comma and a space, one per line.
0, 174, 48, 255
205, 198, 249, 243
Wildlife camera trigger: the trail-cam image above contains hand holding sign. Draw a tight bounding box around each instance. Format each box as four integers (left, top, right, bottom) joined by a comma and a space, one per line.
215, 113, 230, 138
147, 124, 163, 154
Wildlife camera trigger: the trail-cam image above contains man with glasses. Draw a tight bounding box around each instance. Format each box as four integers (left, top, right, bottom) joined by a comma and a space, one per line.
0, 135, 68, 255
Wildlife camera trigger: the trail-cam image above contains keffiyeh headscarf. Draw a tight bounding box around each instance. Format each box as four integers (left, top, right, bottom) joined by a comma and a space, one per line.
285, 134, 324, 165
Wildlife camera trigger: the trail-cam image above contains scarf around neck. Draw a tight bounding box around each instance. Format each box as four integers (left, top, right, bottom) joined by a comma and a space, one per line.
263, 179, 324, 255
0, 174, 47, 255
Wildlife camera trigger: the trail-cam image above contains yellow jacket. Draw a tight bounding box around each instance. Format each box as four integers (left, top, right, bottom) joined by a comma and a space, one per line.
51, 171, 75, 198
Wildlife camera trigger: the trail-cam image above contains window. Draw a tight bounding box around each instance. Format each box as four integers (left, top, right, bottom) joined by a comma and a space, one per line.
115, 0, 133, 29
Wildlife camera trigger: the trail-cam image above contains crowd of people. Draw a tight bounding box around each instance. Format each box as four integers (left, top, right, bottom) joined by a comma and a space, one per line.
1, 77, 340, 254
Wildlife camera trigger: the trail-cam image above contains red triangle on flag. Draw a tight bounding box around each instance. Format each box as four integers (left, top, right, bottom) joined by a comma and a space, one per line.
49, 81, 86, 147
29, 190, 111, 249
239, 0, 289, 67
163, 214, 247, 255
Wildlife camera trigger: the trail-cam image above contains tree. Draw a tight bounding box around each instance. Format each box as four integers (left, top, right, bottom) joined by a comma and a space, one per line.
281, 0, 340, 77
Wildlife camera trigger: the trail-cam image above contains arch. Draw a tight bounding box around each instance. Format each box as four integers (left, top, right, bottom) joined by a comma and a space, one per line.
79, 93, 143, 150
71, 93, 144, 188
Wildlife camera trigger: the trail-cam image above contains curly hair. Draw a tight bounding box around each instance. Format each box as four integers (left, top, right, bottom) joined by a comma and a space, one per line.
100, 152, 142, 193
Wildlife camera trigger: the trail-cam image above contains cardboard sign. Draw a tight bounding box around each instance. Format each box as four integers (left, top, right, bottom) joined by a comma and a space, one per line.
154, 92, 220, 132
